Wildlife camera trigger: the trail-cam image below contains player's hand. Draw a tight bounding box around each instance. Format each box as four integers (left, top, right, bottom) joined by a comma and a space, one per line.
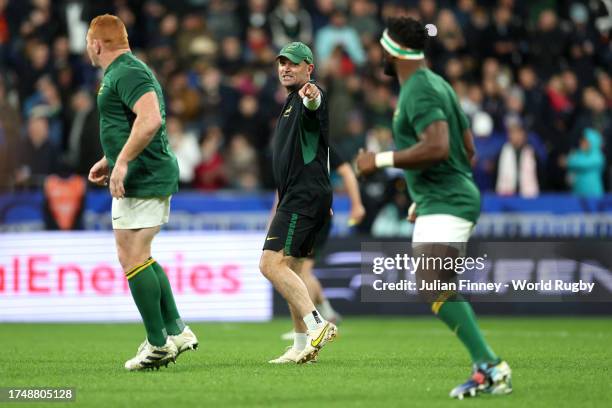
355, 148, 377, 176
299, 82, 320, 100
348, 204, 366, 226
88, 157, 109, 186
109, 159, 128, 198
407, 202, 417, 223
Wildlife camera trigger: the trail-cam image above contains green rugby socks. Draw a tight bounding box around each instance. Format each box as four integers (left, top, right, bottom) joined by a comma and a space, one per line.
433, 292, 499, 365
152, 261, 185, 336
126, 259, 167, 347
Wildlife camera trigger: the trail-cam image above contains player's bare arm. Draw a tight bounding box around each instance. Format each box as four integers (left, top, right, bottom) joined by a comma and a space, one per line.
356, 120, 449, 175
109, 91, 162, 198
336, 163, 366, 225
463, 128, 476, 163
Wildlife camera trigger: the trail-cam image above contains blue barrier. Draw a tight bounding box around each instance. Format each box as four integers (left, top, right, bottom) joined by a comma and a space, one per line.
2, 191, 612, 237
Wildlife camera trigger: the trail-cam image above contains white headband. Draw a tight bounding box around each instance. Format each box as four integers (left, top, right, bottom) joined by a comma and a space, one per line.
379, 29, 425, 60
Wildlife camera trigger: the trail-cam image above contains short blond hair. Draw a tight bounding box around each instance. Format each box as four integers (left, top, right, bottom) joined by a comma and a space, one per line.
88, 14, 129, 50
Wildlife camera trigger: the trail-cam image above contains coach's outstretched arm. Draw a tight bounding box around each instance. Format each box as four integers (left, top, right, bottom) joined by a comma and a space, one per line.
356, 120, 449, 175
109, 91, 162, 198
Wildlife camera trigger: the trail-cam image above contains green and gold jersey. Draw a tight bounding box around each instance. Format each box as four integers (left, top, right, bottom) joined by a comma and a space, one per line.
393, 68, 480, 223
97, 52, 178, 198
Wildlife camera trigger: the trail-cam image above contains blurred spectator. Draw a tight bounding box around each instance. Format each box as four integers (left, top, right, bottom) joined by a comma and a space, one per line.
503, 86, 525, 125
269, 0, 312, 49
218, 36, 245, 76
245, 26, 277, 66
348, 0, 380, 44
62, 90, 101, 175
206, 0, 241, 40
23, 75, 63, 147
242, 0, 271, 33
572, 87, 612, 149
597, 71, 612, 108
167, 116, 201, 189
567, 2, 597, 87
518, 65, 546, 133
166, 71, 202, 127
339, 110, 366, 159
63, 0, 88, 54
198, 65, 239, 131
495, 119, 540, 197
434, 9, 465, 55
486, 5, 524, 67
0, 1, 609, 198
453, 0, 475, 28
528, 9, 567, 80
150, 12, 178, 50
418, 0, 437, 24
544, 74, 575, 136
459, 82, 483, 117
571, 87, 612, 186
315, 9, 366, 68
362, 82, 393, 131
0, 0, 9, 55
0, 77, 19, 191
481, 59, 507, 131
176, 14, 216, 62
225, 134, 260, 190
194, 126, 227, 191
18, 0, 61, 45
17, 40, 52, 106
16, 112, 59, 187
226, 94, 270, 149
371, 177, 412, 237
310, 0, 335, 32
463, 6, 490, 63
563, 128, 605, 198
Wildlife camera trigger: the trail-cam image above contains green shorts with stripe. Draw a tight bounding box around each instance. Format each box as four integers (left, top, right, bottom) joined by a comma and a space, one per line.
263, 209, 330, 258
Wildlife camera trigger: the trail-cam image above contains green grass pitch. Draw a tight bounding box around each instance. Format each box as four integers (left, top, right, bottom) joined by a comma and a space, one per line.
1, 317, 611, 407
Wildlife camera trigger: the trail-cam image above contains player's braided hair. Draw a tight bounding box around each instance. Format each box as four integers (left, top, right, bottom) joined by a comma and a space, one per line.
386, 17, 428, 51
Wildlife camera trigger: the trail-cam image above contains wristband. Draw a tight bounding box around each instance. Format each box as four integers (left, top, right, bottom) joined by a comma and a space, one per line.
303, 93, 322, 110
375, 151, 395, 168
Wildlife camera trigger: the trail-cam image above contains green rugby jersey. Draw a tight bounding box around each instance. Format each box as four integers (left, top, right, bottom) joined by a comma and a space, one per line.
393, 68, 480, 223
97, 51, 178, 197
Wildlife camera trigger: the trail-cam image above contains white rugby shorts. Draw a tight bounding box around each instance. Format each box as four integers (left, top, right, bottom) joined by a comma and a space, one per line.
412, 214, 474, 243
111, 196, 171, 230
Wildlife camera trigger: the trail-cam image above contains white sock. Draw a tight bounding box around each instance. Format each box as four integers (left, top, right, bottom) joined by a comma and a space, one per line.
316, 300, 336, 320
293, 333, 307, 351
302, 310, 325, 331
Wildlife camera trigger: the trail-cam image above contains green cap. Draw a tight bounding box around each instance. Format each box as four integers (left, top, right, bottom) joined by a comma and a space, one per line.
277, 42, 314, 64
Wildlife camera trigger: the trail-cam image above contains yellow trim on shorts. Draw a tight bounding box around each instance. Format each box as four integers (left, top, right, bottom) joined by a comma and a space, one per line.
125, 257, 155, 280
431, 290, 456, 314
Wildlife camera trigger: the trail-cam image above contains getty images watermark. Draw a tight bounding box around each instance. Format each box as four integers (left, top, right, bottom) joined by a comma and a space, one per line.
360, 242, 612, 302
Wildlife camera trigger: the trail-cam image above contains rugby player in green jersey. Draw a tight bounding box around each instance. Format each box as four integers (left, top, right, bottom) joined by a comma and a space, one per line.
86, 14, 197, 371
356, 17, 512, 399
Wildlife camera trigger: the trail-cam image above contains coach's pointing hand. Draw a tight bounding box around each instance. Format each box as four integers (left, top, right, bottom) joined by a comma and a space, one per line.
299, 82, 319, 100
109, 159, 127, 198
355, 149, 377, 176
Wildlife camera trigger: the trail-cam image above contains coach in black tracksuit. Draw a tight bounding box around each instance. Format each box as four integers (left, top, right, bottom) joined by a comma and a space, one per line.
259, 42, 337, 364
266, 79, 332, 256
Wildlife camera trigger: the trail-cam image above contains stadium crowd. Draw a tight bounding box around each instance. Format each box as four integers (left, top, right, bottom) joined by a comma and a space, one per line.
0, 0, 611, 199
